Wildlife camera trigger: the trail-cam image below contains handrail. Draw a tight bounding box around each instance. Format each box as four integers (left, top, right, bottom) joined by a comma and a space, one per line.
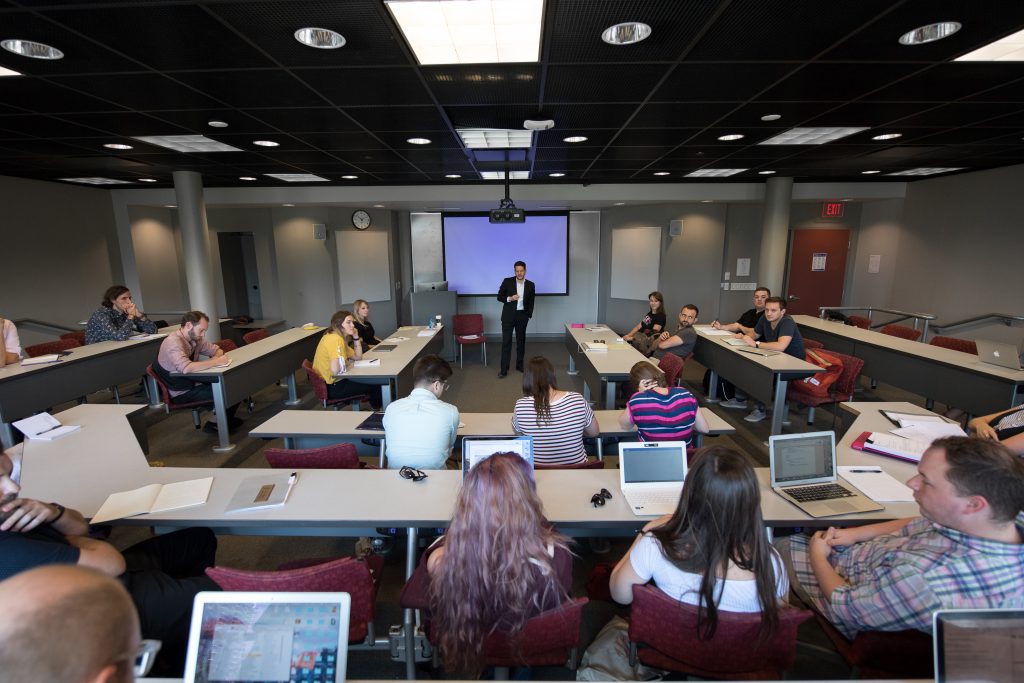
12, 318, 79, 335
818, 306, 937, 337
930, 313, 1024, 335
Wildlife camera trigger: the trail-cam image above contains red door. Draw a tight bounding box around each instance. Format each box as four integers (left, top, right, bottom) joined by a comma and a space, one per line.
784, 229, 849, 316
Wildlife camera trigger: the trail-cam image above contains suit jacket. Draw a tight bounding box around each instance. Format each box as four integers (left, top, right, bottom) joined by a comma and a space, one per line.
497, 276, 536, 322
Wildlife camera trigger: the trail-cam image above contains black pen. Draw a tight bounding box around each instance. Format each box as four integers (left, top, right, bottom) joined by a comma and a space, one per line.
848, 469, 881, 473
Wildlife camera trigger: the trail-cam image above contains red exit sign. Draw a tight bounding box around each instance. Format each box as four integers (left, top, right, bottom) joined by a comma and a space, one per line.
822, 202, 845, 218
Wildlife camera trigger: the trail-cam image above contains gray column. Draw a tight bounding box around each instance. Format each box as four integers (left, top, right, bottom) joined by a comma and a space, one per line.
758, 176, 793, 296
173, 170, 221, 340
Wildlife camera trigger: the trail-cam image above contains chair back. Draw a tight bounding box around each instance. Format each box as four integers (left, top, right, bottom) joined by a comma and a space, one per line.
243, 328, 269, 345
481, 598, 588, 668
205, 557, 381, 643
215, 338, 239, 352
24, 338, 82, 357
452, 313, 484, 336
847, 315, 871, 329
880, 323, 921, 342
929, 335, 978, 355
59, 330, 86, 344
657, 353, 685, 387
822, 350, 865, 398
629, 584, 810, 678
803, 338, 825, 350
302, 358, 331, 404
534, 458, 604, 470
265, 443, 361, 469
145, 364, 173, 405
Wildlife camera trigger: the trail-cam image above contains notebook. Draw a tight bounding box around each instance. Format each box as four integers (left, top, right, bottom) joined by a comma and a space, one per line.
934, 609, 1024, 682
618, 441, 687, 516
735, 346, 779, 357
976, 339, 1023, 371
769, 431, 883, 518
184, 591, 351, 683
461, 436, 534, 475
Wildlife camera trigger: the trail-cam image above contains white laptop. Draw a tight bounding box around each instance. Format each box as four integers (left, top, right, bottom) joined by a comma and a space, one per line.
618, 441, 687, 516
461, 435, 534, 475
183, 591, 351, 683
769, 431, 883, 518
976, 339, 1023, 371
934, 609, 1024, 682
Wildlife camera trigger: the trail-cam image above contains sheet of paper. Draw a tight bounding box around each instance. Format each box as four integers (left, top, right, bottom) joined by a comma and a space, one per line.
725, 338, 748, 346
12, 412, 78, 440
91, 484, 163, 524
704, 329, 735, 336
30, 425, 81, 440
129, 333, 167, 340
213, 357, 232, 368
891, 423, 966, 441
838, 466, 914, 502
20, 354, 61, 365
417, 329, 435, 337
151, 477, 213, 514
353, 358, 380, 367
865, 432, 930, 462
383, 337, 408, 343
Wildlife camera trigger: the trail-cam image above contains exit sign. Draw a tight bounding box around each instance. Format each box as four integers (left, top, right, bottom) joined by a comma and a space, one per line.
822, 202, 845, 218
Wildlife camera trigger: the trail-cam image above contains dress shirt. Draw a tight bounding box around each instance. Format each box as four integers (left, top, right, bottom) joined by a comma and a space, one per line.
2, 318, 21, 356
516, 279, 525, 311
383, 387, 460, 470
156, 332, 220, 397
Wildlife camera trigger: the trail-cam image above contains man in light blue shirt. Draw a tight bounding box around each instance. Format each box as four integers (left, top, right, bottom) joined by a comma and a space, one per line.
382, 354, 459, 470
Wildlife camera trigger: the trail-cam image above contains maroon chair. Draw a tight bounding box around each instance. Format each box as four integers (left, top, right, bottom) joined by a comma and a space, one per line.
812, 612, 934, 679
804, 338, 825, 350
146, 363, 212, 429
480, 598, 588, 675
452, 313, 486, 367
847, 315, 871, 329
59, 330, 86, 344
206, 556, 384, 645
880, 323, 922, 342
657, 352, 687, 387
302, 359, 369, 410
264, 443, 364, 469
242, 328, 269, 345
24, 337, 82, 357
929, 335, 978, 355
215, 338, 239, 352
628, 584, 811, 679
787, 350, 865, 425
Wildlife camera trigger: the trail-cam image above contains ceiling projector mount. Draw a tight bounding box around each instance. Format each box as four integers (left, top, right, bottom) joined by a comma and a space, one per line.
489, 157, 525, 223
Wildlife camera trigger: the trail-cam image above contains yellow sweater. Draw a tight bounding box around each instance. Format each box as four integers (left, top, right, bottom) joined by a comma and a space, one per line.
313, 331, 352, 384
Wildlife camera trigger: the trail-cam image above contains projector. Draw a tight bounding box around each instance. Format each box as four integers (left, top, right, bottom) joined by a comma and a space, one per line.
489, 207, 525, 223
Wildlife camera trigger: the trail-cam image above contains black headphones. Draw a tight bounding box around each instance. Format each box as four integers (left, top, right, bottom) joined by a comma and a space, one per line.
590, 488, 613, 507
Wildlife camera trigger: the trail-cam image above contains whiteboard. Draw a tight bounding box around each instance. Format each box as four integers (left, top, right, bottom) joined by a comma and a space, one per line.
611, 226, 662, 300
336, 230, 391, 303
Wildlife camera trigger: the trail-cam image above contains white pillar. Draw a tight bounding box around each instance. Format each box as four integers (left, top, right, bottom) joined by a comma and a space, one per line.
758, 176, 793, 297
173, 170, 221, 340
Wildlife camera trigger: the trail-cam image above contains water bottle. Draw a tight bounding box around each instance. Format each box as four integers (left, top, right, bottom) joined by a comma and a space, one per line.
427, 318, 434, 329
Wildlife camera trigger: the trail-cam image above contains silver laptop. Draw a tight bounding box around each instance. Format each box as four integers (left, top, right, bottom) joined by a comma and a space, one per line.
934, 609, 1024, 682
736, 346, 780, 357
976, 339, 1023, 371
769, 431, 883, 518
618, 441, 687, 516
461, 435, 534, 476
184, 591, 351, 683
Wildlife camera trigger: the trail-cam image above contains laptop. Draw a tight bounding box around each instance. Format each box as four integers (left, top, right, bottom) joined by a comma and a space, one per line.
736, 346, 780, 357
769, 431, 884, 518
934, 609, 1024, 682
618, 441, 688, 516
461, 435, 534, 475
976, 339, 1023, 371
183, 591, 351, 683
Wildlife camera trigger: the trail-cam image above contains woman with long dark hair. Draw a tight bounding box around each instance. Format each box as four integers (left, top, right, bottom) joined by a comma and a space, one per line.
609, 446, 786, 639
85, 285, 158, 344
426, 453, 572, 677
311, 310, 382, 408
619, 361, 708, 444
622, 291, 666, 356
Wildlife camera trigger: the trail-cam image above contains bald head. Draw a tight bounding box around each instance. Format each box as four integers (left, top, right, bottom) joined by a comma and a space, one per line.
0, 565, 140, 683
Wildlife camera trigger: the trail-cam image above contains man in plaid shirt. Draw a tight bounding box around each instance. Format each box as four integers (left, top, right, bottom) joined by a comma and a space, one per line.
783, 436, 1024, 638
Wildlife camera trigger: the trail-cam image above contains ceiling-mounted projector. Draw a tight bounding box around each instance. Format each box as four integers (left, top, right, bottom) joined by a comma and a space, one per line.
489, 197, 525, 223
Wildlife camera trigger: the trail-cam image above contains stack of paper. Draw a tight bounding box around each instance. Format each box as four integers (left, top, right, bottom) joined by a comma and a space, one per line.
13, 412, 80, 441
837, 466, 915, 502
91, 477, 214, 524
582, 341, 608, 352
21, 354, 62, 366
856, 432, 932, 463
354, 358, 380, 367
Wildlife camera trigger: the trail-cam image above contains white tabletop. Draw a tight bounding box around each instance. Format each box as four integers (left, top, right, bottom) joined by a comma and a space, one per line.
693, 325, 823, 375
564, 324, 649, 375
0, 335, 164, 381
180, 326, 324, 378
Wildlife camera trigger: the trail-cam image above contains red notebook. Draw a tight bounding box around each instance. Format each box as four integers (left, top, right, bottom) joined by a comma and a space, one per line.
850, 431, 924, 463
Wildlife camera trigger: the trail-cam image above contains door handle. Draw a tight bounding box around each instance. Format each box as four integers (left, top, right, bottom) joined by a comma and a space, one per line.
788, 295, 800, 301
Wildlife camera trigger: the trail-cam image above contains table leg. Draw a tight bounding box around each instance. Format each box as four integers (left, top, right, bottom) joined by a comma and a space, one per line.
0, 423, 14, 449
770, 379, 788, 436
567, 354, 577, 375
605, 380, 616, 410
582, 382, 591, 403
706, 370, 720, 402
381, 383, 394, 409
283, 436, 295, 449
211, 383, 236, 453
146, 375, 164, 409
283, 373, 302, 406
405, 526, 419, 680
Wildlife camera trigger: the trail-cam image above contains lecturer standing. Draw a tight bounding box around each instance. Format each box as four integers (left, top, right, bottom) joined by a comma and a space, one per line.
496, 260, 535, 378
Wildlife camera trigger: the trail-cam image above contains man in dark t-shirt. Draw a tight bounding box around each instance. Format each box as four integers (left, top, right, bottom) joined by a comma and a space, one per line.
655, 304, 699, 359
736, 296, 806, 422
711, 286, 770, 337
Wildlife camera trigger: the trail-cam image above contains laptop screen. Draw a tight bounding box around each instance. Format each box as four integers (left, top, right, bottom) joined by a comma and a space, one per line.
770, 432, 836, 485
462, 436, 534, 474
934, 609, 1024, 682
620, 443, 686, 484
184, 592, 350, 683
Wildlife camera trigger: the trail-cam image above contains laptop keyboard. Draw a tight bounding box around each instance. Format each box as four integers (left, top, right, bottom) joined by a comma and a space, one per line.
629, 489, 682, 509
782, 483, 854, 502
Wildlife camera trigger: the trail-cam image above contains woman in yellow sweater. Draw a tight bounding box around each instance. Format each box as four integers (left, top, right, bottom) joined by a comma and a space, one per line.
312, 310, 382, 409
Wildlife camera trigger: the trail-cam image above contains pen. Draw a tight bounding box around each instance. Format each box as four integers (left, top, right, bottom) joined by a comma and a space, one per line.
848, 469, 882, 473
283, 472, 297, 504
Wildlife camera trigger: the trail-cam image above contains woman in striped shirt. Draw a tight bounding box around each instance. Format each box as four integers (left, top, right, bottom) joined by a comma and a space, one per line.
513, 356, 600, 466
619, 361, 707, 444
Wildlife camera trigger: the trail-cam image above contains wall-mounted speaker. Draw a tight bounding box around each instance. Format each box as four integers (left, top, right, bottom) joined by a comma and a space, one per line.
313, 223, 327, 240
669, 219, 684, 237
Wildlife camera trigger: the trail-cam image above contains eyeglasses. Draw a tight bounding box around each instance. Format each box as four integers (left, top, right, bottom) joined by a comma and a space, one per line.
434, 379, 450, 391
400, 466, 427, 482
590, 488, 613, 507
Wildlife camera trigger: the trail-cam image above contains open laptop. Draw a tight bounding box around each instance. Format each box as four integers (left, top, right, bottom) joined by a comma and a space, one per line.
769, 431, 884, 518
184, 591, 351, 683
618, 441, 687, 516
976, 339, 1023, 371
934, 609, 1024, 682
461, 435, 534, 475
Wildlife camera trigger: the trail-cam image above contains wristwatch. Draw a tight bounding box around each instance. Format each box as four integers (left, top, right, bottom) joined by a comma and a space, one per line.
755, 341, 760, 348
50, 503, 65, 523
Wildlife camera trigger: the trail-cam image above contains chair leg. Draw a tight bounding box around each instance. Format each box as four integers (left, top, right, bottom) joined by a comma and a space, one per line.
492, 667, 510, 680
807, 406, 816, 425
111, 385, 121, 403
459, 343, 463, 368
924, 398, 934, 411
191, 409, 201, 429
482, 342, 487, 366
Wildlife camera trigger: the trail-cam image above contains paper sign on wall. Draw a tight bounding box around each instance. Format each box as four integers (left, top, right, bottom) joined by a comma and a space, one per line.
811, 253, 827, 272
736, 258, 750, 276
868, 254, 881, 274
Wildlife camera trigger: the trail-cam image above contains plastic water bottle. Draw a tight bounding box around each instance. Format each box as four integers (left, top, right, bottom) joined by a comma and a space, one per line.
427, 318, 434, 329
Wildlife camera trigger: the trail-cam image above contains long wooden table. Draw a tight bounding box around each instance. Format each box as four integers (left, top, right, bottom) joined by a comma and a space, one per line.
563, 324, 649, 409
795, 315, 1024, 415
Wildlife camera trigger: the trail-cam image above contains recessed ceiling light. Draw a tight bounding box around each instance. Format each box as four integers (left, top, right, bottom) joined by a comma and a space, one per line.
264, 173, 330, 182
760, 114, 781, 122
758, 170, 776, 175
373, 204, 385, 208
480, 171, 529, 180
685, 168, 748, 177
282, 203, 295, 207
1, 39, 63, 60
956, 27, 1024, 61
841, 198, 852, 202
58, 177, 133, 185
407, 137, 432, 145
563, 135, 588, 143
701, 200, 713, 203
653, 171, 671, 176
861, 170, 881, 175
0, 65, 21, 77
717, 134, 744, 141
457, 129, 531, 149
294, 27, 346, 50
549, 172, 566, 177
138, 178, 157, 183
613, 202, 626, 206
164, 205, 177, 208
341, 175, 359, 180
133, 135, 242, 153
239, 176, 257, 181
207, 120, 229, 128
886, 167, 965, 176
872, 133, 903, 141
601, 22, 652, 45
254, 140, 279, 147
759, 127, 868, 145
444, 174, 462, 179
103, 143, 133, 150
385, 0, 543, 65
899, 22, 961, 46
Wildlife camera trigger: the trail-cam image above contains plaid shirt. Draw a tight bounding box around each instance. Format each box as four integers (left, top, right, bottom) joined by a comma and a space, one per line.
789, 513, 1024, 638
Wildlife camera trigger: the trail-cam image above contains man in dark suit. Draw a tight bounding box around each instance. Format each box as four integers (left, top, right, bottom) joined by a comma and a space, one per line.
496, 260, 535, 378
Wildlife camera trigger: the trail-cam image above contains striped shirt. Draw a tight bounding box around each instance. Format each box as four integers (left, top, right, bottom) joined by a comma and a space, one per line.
513, 392, 593, 466
627, 387, 699, 443
789, 513, 1024, 638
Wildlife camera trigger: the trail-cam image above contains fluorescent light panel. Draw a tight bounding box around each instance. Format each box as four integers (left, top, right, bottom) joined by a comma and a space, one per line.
457, 128, 533, 148
480, 171, 529, 179
0, 65, 21, 77
956, 28, 1024, 61
685, 168, 748, 177
58, 177, 133, 185
263, 173, 329, 182
758, 127, 868, 145
385, 0, 543, 65
886, 167, 965, 176
132, 135, 242, 153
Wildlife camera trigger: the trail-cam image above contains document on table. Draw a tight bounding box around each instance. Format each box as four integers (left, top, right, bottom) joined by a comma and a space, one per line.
891, 422, 966, 441
864, 432, 931, 463
213, 357, 232, 368
725, 338, 748, 346
20, 354, 62, 365
129, 333, 167, 340
383, 337, 408, 343
880, 410, 948, 427
695, 326, 734, 337
13, 412, 80, 440
91, 477, 214, 524
353, 358, 380, 367
225, 473, 294, 513
838, 466, 914, 502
